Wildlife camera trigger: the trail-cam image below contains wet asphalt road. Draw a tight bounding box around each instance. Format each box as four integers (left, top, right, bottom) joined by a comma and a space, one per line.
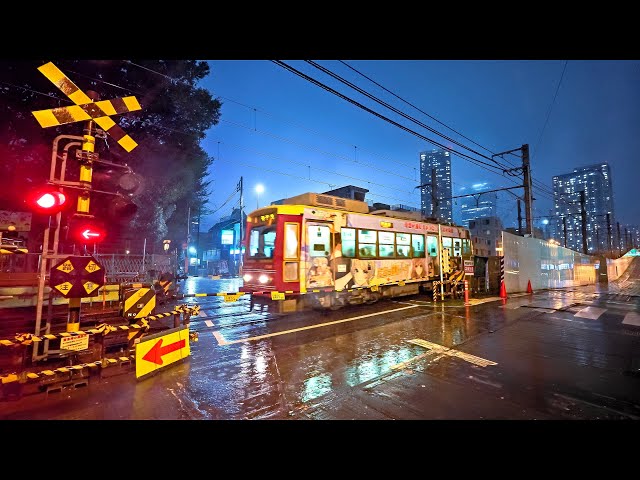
1, 274, 639, 420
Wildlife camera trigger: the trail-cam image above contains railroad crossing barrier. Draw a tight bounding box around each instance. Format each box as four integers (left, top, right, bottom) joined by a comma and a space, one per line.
0, 304, 200, 397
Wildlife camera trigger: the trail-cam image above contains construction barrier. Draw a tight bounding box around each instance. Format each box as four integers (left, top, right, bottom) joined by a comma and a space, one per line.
502, 231, 597, 293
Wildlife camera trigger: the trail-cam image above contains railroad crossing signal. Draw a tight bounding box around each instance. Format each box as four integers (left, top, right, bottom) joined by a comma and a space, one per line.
50, 255, 106, 298
31, 62, 141, 152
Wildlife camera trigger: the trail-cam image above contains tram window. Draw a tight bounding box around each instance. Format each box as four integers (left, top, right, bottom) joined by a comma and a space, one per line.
249, 226, 276, 258
358, 229, 377, 258
396, 245, 410, 257
396, 233, 410, 245
359, 244, 376, 258
412, 234, 426, 258
462, 238, 471, 255
426, 235, 438, 257
308, 225, 331, 257
453, 238, 462, 257
380, 244, 395, 257
379, 231, 394, 257
358, 229, 377, 244
442, 237, 452, 248
341, 228, 356, 258
284, 223, 299, 259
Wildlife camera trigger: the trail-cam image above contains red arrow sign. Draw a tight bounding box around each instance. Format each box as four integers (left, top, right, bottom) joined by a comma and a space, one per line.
82, 229, 100, 240
142, 338, 186, 365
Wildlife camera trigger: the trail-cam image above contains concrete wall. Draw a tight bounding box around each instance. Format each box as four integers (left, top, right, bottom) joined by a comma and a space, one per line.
606, 255, 634, 281
502, 232, 598, 293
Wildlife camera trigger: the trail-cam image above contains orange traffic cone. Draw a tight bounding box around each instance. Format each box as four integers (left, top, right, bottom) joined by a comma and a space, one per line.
527, 280, 533, 294
500, 281, 508, 299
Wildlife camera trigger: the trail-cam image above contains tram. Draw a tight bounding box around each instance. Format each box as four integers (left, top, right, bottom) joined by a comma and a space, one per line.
240, 192, 473, 311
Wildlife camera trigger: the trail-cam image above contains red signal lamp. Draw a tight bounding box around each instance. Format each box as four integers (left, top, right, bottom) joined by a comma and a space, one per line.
27, 187, 68, 215
67, 215, 106, 244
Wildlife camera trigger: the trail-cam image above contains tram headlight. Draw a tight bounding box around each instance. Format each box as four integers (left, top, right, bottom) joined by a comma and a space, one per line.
258, 274, 269, 284
243, 274, 252, 282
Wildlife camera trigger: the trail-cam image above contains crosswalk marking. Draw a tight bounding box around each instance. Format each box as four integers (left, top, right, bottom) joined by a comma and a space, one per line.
574, 306, 606, 320
406, 338, 497, 367
198, 310, 208, 317
622, 312, 640, 326
204, 320, 214, 328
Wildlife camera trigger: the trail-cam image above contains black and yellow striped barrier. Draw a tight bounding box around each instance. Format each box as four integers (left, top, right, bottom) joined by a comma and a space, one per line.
0, 356, 135, 384
0, 305, 200, 347
32, 62, 141, 152
0, 246, 28, 254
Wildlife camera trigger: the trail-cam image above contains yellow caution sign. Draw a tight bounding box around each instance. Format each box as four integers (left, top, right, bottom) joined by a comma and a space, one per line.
136, 326, 190, 378
85, 260, 101, 273
83, 281, 99, 295
122, 287, 156, 319
56, 260, 74, 273
54, 281, 74, 295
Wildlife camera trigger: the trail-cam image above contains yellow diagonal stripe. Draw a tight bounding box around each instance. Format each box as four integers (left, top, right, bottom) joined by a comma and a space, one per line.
123, 96, 142, 111
94, 100, 117, 116
32, 109, 60, 128
38, 62, 92, 104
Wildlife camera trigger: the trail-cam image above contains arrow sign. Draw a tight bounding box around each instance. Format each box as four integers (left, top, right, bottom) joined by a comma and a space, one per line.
142, 338, 186, 365
82, 229, 100, 240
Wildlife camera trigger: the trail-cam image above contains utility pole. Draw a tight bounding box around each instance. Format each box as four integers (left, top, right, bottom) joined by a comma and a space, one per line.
580, 191, 588, 254
185, 205, 191, 275
517, 199, 523, 236
239, 176, 244, 273
522, 144, 533, 237
606, 213, 612, 257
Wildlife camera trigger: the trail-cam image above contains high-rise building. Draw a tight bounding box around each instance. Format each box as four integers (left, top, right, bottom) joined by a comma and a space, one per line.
419, 149, 452, 223
457, 182, 497, 227
552, 163, 615, 254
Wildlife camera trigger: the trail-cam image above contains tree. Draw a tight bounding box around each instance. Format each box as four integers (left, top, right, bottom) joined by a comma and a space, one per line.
0, 59, 221, 252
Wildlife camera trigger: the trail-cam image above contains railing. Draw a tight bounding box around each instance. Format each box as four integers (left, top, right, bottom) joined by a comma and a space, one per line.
0, 253, 176, 284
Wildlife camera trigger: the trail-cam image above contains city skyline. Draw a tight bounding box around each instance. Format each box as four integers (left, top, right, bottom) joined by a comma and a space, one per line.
198, 60, 640, 237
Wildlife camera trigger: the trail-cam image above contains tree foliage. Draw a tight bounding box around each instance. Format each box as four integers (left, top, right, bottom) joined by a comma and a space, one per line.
0, 59, 221, 251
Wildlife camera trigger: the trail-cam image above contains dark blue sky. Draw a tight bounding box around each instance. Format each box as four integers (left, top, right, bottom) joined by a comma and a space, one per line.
198, 60, 640, 232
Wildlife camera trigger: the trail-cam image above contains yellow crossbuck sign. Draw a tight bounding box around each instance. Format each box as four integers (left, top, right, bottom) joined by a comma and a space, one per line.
31, 62, 141, 152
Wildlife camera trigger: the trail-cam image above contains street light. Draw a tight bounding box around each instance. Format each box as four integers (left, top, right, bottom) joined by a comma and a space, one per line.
255, 184, 264, 210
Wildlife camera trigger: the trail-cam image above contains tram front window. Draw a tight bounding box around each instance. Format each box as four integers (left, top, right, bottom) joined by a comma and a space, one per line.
249, 226, 276, 258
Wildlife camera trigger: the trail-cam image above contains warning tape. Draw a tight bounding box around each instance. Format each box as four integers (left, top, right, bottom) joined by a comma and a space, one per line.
0, 305, 200, 347
0, 355, 135, 384
177, 292, 247, 298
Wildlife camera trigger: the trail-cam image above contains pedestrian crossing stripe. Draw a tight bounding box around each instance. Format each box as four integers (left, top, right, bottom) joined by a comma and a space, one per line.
32, 62, 141, 152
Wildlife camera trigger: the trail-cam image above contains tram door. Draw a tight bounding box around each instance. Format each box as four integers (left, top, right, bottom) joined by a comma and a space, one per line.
306, 223, 333, 289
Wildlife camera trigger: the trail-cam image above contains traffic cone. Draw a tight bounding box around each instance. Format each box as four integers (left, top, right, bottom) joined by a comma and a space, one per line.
527, 279, 533, 294
500, 281, 508, 299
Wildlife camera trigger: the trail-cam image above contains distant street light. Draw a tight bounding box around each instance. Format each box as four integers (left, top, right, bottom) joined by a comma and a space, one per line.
255, 184, 264, 209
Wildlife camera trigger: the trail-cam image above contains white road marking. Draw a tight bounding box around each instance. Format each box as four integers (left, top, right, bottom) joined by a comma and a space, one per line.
204, 320, 214, 328
622, 312, 640, 326
211, 305, 420, 346
574, 306, 607, 320
406, 338, 497, 367
198, 310, 208, 317
213, 331, 227, 345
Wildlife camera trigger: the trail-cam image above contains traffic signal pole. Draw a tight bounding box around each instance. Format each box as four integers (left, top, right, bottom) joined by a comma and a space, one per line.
67, 111, 98, 333
34, 135, 83, 361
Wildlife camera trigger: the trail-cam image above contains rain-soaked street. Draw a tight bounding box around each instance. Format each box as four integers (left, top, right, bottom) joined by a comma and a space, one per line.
1, 268, 640, 420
